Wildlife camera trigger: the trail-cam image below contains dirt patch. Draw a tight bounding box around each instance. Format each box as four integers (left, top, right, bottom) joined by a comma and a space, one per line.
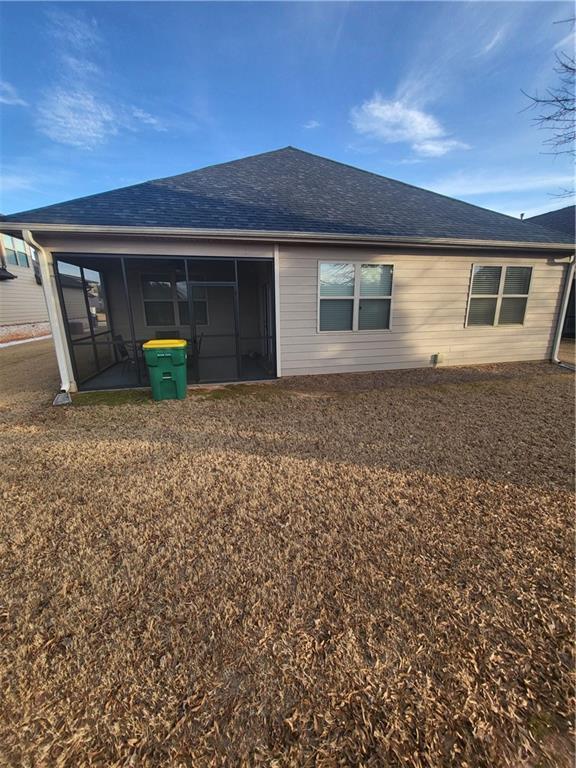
0, 340, 574, 767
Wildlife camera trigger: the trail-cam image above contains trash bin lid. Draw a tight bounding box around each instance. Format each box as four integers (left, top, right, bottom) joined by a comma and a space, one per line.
142, 339, 187, 349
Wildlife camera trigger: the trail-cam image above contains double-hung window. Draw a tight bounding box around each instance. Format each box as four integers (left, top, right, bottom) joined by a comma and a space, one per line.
319, 262, 393, 332
466, 265, 532, 326
142, 274, 175, 326
2, 235, 29, 267
141, 274, 209, 327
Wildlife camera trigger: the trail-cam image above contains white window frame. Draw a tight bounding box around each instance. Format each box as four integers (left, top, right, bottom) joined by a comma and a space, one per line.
2, 234, 30, 268
317, 261, 394, 333
139, 271, 209, 329
465, 263, 533, 328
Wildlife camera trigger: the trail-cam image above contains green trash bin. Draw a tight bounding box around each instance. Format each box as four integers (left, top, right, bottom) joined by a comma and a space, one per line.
142, 339, 188, 401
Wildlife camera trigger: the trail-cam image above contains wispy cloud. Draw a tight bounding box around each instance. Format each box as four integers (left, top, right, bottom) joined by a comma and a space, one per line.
303, 119, 321, 130
36, 9, 165, 149
0, 81, 27, 107
350, 93, 469, 158
477, 25, 508, 56
47, 9, 101, 50
132, 108, 168, 131
37, 89, 118, 149
0, 173, 36, 193
0, 162, 76, 210
429, 170, 575, 197
553, 29, 575, 52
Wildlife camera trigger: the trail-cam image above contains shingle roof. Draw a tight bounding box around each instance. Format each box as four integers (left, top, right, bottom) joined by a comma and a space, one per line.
2, 147, 573, 245
526, 205, 575, 240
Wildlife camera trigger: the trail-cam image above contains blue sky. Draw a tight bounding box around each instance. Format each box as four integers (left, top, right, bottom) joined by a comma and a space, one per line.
1, 1, 574, 218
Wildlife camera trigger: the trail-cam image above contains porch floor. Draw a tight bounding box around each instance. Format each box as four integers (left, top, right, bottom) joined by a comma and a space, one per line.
80, 355, 275, 391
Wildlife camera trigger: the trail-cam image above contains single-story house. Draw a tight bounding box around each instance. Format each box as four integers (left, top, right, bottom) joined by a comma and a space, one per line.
0, 147, 574, 393
0, 234, 49, 342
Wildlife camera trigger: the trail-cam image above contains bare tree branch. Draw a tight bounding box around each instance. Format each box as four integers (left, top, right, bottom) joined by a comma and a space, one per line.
524, 50, 575, 156
523, 19, 575, 198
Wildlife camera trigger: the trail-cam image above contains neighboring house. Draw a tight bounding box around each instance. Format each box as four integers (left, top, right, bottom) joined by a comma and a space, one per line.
0, 147, 573, 392
526, 205, 575, 240
0, 233, 50, 342
526, 205, 575, 339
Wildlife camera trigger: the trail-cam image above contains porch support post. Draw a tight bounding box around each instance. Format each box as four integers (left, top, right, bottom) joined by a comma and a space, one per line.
233, 260, 242, 380
120, 257, 141, 385
274, 244, 282, 377
22, 230, 77, 393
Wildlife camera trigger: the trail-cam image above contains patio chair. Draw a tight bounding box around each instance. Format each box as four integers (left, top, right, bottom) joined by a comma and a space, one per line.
113, 334, 136, 375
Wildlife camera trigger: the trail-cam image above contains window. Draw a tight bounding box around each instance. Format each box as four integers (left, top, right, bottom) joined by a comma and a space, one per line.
141, 274, 209, 327
2, 235, 29, 267
177, 284, 209, 326
467, 265, 532, 326
319, 262, 393, 332
142, 274, 175, 326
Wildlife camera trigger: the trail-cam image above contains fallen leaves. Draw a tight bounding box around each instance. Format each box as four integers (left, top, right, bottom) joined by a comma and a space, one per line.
0, 342, 574, 767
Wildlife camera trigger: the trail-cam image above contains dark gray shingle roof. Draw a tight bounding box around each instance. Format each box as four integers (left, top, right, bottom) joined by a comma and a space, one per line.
526, 205, 575, 240
2, 147, 573, 245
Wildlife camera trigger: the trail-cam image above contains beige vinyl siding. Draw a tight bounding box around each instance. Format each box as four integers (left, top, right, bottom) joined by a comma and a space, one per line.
0, 264, 49, 326
278, 246, 565, 376
43, 237, 273, 260
29, 233, 567, 381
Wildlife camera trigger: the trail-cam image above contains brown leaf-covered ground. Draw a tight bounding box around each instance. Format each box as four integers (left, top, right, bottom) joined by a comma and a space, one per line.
0, 340, 574, 768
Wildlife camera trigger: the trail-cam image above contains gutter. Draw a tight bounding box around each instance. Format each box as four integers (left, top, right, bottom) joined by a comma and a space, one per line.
551, 253, 575, 370
22, 230, 74, 394
0, 222, 573, 252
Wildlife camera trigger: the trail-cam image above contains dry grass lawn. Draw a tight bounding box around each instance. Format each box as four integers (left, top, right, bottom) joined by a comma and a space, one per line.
0, 340, 574, 767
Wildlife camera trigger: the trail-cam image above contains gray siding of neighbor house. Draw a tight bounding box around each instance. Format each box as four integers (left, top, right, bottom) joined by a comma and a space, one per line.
0, 263, 49, 326
277, 245, 566, 376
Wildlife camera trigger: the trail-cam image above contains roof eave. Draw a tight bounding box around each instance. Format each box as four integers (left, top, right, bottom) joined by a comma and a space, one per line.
1, 222, 574, 251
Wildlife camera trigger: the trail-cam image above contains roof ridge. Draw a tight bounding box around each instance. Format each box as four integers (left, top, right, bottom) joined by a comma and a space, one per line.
2, 147, 573, 245
155, 146, 295, 183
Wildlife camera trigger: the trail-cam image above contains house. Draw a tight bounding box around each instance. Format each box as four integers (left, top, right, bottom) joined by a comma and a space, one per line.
0, 233, 49, 342
526, 205, 575, 339
526, 205, 575, 240
0, 147, 574, 393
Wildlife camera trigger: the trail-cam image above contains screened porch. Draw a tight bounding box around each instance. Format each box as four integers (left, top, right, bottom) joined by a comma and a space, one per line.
54, 254, 276, 391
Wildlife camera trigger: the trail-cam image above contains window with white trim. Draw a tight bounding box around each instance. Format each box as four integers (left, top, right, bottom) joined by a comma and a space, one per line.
318, 262, 393, 332
2, 234, 30, 267
466, 265, 532, 326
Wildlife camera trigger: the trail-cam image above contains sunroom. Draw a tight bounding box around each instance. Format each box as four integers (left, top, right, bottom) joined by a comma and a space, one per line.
53, 253, 276, 390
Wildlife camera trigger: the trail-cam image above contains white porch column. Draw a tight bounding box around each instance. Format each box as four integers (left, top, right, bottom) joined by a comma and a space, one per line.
22, 231, 77, 392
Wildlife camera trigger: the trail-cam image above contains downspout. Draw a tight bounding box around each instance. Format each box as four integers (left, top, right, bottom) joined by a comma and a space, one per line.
21, 229, 75, 392
551, 253, 575, 369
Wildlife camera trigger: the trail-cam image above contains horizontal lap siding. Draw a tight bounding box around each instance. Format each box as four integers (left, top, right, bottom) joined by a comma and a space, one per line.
0, 266, 48, 325
278, 247, 565, 376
